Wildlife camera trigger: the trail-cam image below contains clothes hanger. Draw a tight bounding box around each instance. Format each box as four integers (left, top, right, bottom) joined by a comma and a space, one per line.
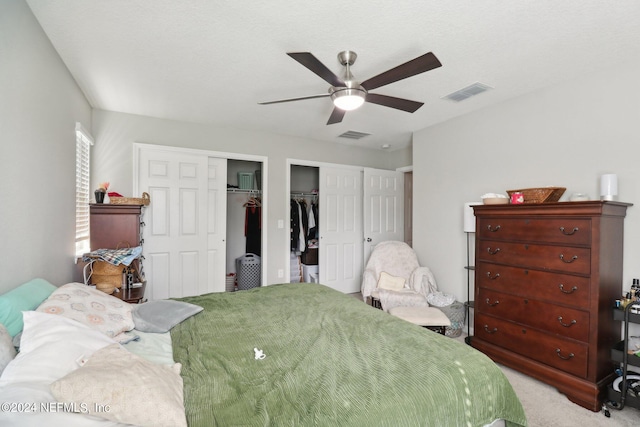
244, 196, 261, 207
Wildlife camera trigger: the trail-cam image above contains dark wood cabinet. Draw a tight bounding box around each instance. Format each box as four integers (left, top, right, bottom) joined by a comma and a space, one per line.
81, 204, 146, 302
472, 201, 631, 412
90, 204, 142, 250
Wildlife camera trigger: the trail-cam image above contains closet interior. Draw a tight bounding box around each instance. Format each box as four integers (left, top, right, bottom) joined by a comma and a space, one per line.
227, 159, 262, 291
290, 165, 319, 284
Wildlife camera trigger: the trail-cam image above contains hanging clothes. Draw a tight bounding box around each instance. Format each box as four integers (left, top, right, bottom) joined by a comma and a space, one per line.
298, 199, 308, 253
244, 198, 261, 255
290, 199, 301, 252
307, 202, 317, 241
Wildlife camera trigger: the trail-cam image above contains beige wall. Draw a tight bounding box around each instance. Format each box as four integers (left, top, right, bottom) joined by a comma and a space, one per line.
0, 1, 92, 292
413, 61, 640, 314
91, 109, 409, 287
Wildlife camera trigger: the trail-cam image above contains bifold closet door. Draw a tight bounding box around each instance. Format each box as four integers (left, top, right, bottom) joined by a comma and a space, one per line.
363, 167, 404, 265
137, 147, 227, 299
319, 166, 363, 293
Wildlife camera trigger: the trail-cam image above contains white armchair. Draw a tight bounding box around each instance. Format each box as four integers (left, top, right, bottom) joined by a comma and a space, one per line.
361, 241, 439, 311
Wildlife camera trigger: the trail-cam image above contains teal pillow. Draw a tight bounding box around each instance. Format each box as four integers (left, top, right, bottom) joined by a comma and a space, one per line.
0, 278, 57, 337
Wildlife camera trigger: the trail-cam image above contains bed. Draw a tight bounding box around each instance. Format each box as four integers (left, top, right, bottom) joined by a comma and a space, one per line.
172, 283, 526, 426
0, 280, 526, 426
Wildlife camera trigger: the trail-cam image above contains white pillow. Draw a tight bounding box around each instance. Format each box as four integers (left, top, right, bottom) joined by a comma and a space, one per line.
0, 313, 121, 427
51, 343, 187, 427
36, 283, 134, 341
0, 311, 115, 386
0, 324, 16, 375
377, 271, 406, 291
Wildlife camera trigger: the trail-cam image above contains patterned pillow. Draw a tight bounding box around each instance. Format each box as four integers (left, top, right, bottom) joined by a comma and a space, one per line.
36, 283, 134, 341
51, 343, 187, 427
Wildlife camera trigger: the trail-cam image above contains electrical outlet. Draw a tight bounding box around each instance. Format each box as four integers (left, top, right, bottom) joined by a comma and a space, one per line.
277, 269, 284, 278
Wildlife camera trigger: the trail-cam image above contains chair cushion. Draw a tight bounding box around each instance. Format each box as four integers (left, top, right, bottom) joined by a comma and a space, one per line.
388, 306, 451, 327
377, 271, 406, 291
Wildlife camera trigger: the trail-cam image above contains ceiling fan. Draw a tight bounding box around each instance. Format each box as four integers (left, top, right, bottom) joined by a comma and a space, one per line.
259, 50, 442, 125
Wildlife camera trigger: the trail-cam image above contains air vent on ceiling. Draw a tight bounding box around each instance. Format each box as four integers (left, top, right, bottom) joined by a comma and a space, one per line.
442, 82, 493, 102
338, 130, 371, 140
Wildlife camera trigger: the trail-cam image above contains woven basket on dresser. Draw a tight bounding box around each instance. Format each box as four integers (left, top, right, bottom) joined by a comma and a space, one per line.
109, 192, 150, 206
506, 187, 566, 204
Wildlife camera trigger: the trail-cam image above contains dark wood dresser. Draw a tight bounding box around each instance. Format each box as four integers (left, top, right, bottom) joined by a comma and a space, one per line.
472, 201, 631, 411
88, 204, 146, 302
90, 204, 142, 250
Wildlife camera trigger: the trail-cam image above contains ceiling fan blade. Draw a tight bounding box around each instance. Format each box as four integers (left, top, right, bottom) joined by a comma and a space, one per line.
287, 52, 346, 87
365, 93, 424, 113
361, 52, 442, 91
327, 107, 346, 125
258, 94, 330, 105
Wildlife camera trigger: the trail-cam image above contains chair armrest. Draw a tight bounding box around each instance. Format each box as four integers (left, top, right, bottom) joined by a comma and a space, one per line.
361, 269, 378, 300
409, 266, 439, 297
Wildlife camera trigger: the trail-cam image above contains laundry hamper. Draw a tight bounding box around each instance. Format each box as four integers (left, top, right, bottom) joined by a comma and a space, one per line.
439, 301, 466, 337
235, 253, 261, 290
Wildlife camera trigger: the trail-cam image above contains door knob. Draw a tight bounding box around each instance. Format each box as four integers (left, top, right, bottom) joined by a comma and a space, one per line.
366, 238, 372, 242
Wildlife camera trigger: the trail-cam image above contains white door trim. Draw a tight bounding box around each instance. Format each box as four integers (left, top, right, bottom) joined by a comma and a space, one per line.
134, 143, 269, 288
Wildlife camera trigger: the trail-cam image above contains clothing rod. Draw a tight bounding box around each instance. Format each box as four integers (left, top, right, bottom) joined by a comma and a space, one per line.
290, 192, 318, 197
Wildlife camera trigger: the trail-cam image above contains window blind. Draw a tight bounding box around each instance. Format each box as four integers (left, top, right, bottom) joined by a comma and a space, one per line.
75, 123, 94, 257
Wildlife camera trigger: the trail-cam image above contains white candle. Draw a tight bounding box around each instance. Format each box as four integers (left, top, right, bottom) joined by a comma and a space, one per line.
600, 174, 618, 201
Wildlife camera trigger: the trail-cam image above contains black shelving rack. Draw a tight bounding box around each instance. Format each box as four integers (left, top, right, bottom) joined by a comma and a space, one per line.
606, 302, 640, 413
464, 231, 474, 345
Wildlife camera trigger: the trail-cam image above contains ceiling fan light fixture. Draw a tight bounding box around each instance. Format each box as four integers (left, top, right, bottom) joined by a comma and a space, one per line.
331, 88, 366, 111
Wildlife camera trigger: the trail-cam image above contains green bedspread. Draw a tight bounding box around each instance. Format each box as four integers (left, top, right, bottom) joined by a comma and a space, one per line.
171, 283, 526, 427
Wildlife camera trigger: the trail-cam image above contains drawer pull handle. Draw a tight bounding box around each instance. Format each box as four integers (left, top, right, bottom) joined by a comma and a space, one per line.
559, 254, 578, 263
558, 284, 578, 294
487, 225, 501, 232
555, 349, 575, 360
557, 316, 577, 327
487, 247, 501, 255
559, 226, 579, 235
485, 298, 500, 307
486, 272, 500, 280
483, 325, 498, 334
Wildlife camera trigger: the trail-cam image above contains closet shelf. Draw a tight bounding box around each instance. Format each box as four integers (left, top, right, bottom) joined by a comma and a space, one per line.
227, 188, 261, 194
291, 192, 318, 197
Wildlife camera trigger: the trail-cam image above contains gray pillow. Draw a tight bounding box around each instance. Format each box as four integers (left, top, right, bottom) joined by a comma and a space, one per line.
0, 323, 17, 374
132, 300, 203, 333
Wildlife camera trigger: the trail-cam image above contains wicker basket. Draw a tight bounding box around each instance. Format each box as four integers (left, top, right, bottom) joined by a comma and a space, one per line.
109, 192, 150, 206
95, 282, 116, 294
506, 187, 566, 204
91, 261, 125, 288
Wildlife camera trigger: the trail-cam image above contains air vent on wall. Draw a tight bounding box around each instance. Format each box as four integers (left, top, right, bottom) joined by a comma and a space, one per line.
442, 82, 493, 102
338, 130, 371, 140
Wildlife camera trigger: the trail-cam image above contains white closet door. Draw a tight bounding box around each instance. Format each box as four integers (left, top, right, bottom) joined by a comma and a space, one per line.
319, 166, 363, 293
138, 147, 223, 299
206, 157, 227, 294
363, 168, 404, 266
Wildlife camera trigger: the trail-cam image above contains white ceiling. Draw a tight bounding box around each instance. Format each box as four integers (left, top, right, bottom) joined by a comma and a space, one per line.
26, 0, 640, 151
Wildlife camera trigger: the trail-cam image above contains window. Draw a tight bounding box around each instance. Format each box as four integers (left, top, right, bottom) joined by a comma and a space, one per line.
75, 123, 94, 257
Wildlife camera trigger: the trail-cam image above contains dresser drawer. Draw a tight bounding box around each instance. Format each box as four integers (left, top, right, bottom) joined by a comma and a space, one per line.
477, 217, 591, 245
475, 313, 588, 378
476, 261, 590, 309
477, 239, 591, 275
476, 288, 590, 342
